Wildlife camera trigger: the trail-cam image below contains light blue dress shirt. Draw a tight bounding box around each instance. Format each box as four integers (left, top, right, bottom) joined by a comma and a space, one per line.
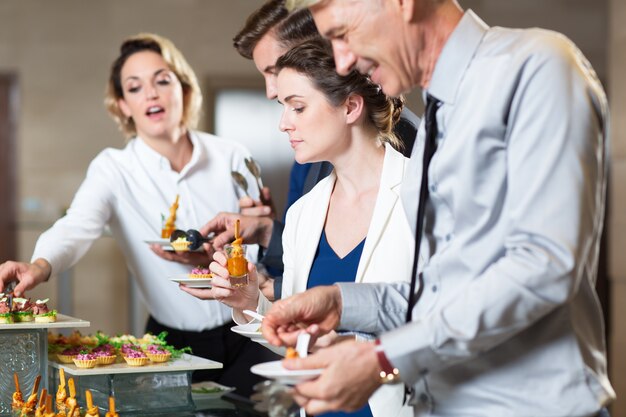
337, 10, 615, 417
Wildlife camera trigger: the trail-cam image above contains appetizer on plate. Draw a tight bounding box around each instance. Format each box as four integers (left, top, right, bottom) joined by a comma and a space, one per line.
188, 266, 212, 279
33, 298, 57, 323
0, 294, 13, 323
12, 297, 34, 322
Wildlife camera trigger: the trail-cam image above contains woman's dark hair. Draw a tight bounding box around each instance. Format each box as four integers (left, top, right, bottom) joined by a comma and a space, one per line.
275, 38, 404, 149
105, 33, 202, 138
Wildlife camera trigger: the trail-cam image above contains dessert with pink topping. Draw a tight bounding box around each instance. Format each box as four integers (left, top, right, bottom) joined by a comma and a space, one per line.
122, 344, 149, 366
144, 344, 172, 363
57, 346, 84, 364
188, 266, 212, 279
93, 344, 117, 365
74, 352, 98, 368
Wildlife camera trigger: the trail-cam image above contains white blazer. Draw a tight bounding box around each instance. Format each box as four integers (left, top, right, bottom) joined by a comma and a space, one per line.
260, 145, 414, 417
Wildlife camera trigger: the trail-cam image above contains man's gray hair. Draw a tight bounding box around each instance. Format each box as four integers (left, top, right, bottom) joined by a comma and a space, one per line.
285, 0, 323, 12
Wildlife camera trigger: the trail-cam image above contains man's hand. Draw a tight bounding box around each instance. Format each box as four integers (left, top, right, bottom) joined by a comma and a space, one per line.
262, 285, 343, 347
200, 213, 274, 249
0, 258, 52, 296
240, 187, 276, 218
285, 340, 382, 415
149, 244, 215, 265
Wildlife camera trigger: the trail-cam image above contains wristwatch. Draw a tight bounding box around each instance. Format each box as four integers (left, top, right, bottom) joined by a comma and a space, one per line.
375, 339, 401, 385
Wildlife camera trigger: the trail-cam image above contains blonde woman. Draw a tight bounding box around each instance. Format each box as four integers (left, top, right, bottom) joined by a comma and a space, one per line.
0, 33, 270, 393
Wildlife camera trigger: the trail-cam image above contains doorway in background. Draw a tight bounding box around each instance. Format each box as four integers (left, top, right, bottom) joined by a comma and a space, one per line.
0, 74, 18, 263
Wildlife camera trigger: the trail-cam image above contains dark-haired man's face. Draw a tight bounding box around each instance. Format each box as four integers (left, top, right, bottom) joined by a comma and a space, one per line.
252, 32, 288, 99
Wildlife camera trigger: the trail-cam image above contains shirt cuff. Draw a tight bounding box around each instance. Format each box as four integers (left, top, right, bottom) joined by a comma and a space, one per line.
379, 319, 445, 387
337, 282, 381, 334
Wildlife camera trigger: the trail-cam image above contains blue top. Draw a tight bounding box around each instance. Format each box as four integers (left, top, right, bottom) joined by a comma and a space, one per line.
307, 229, 372, 417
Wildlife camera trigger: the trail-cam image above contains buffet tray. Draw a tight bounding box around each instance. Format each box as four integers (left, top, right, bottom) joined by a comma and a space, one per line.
48, 353, 222, 375
0, 313, 90, 330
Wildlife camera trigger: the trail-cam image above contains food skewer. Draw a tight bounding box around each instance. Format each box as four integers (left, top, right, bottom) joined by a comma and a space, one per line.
35, 388, 48, 417
66, 377, 79, 416
105, 396, 119, 417
22, 374, 42, 413
235, 219, 240, 240
84, 389, 100, 417
44, 394, 55, 417
12, 372, 24, 410
56, 368, 67, 413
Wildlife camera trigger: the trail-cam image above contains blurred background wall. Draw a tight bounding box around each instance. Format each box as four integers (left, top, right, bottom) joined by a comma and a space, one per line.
0, 0, 623, 414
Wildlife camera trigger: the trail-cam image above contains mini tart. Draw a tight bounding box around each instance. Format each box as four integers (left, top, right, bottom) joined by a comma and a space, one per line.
96, 354, 117, 365
146, 351, 171, 363
171, 240, 191, 251
57, 354, 78, 364
73, 358, 98, 369
188, 273, 212, 279
124, 356, 149, 366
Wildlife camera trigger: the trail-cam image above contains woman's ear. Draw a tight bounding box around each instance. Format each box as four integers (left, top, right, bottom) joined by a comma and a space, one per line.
118, 98, 132, 119
345, 94, 365, 125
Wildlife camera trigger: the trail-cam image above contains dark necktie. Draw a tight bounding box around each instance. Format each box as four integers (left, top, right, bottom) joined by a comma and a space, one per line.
406, 94, 441, 323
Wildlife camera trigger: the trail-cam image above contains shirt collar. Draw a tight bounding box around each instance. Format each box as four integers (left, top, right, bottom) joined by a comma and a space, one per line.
427, 9, 488, 104
132, 130, 203, 174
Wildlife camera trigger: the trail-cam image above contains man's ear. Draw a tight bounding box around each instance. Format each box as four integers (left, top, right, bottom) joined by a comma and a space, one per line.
398, 0, 416, 22
345, 94, 365, 125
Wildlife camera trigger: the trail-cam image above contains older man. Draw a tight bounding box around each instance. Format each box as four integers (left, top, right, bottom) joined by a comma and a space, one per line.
263, 0, 615, 416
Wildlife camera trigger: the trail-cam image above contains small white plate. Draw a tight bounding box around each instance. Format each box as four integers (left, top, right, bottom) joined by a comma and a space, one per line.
170, 275, 213, 289
250, 360, 322, 385
144, 239, 204, 252
230, 322, 264, 341
191, 381, 235, 400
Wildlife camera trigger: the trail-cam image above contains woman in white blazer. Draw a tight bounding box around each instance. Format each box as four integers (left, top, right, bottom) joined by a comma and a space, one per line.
190, 39, 414, 417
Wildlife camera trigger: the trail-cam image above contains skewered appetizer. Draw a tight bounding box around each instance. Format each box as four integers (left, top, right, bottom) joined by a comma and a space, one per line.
12, 373, 24, 411
65, 378, 81, 417
55, 368, 67, 414
105, 397, 119, 417
84, 390, 100, 417
161, 194, 179, 238
34, 389, 48, 417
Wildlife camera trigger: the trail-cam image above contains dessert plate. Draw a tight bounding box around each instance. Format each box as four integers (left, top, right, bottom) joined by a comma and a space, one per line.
250, 360, 322, 385
230, 322, 264, 342
170, 275, 213, 289
144, 239, 204, 252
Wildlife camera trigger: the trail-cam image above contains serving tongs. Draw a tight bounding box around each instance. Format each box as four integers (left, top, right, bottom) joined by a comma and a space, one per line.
5, 281, 16, 311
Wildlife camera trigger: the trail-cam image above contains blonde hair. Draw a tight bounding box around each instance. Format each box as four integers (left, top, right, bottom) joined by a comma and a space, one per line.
104, 33, 202, 138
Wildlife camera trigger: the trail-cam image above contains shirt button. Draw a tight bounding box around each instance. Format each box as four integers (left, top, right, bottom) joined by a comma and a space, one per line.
445, 233, 452, 242
432, 285, 437, 293
419, 393, 429, 403
430, 184, 437, 193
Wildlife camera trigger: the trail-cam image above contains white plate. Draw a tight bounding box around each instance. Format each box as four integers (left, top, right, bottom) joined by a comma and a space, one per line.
250, 360, 322, 385
191, 381, 235, 400
170, 275, 213, 289
144, 239, 204, 252
230, 322, 264, 341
